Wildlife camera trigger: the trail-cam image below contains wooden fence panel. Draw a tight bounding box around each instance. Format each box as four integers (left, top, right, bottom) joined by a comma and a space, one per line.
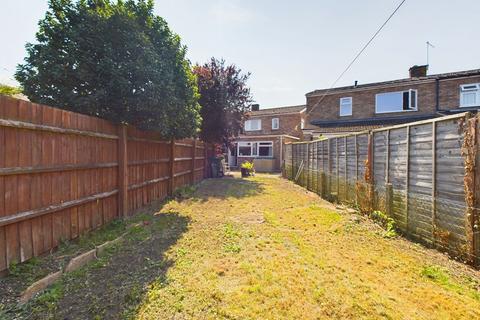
408, 123, 434, 244
285, 112, 480, 266
388, 127, 408, 232
435, 118, 466, 253
373, 131, 388, 212
0, 96, 211, 273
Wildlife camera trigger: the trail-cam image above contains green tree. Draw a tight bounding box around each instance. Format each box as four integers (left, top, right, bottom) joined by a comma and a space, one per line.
0, 84, 22, 96
193, 58, 252, 146
16, 0, 200, 138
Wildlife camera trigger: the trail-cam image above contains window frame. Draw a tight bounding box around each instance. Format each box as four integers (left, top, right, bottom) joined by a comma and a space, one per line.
460, 83, 480, 108
339, 97, 353, 116
237, 142, 253, 156
271, 118, 279, 130
237, 141, 273, 158
257, 141, 273, 158
375, 89, 418, 114
244, 118, 262, 131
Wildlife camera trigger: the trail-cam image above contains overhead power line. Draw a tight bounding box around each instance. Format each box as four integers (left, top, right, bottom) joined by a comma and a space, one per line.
306, 0, 407, 117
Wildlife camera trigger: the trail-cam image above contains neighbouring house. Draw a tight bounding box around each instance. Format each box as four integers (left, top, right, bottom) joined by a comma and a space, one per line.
303, 66, 480, 139
229, 104, 306, 172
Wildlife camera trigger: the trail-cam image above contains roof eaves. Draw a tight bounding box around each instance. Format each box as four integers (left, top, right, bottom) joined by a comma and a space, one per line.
310, 114, 439, 128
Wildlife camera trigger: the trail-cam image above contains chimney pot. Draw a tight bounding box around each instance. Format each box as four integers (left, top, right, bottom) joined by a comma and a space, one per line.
409, 65, 428, 78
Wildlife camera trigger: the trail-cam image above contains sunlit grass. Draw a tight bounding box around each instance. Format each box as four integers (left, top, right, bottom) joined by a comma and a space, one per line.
130, 174, 480, 319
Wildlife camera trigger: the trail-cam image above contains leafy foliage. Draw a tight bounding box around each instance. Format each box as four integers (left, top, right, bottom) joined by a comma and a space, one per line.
193, 58, 252, 145
370, 210, 397, 238
0, 84, 22, 96
240, 161, 254, 172
16, 0, 200, 138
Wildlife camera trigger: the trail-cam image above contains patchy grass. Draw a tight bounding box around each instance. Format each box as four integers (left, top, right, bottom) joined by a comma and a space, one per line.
130, 174, 480, 319
4, 174, 480, 319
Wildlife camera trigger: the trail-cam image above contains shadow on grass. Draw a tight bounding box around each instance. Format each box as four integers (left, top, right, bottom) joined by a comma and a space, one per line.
10, 210, 190, 320
191, 176, 265, 201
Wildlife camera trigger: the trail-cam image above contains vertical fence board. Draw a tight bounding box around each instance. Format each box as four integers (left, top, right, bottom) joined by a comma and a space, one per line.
283, 113, 478, 266
0, 97, 211, 273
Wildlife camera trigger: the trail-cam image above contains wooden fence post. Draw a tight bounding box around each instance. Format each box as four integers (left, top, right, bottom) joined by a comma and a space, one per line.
117, 124, 128, 218
366, 132, 374, 212
406, 126, 410, 234
432, 122, 437, 245
168, 139, 175, 196
474, 118, 480, 266
291, 144, 295, 180
204, 143, 209, 179
191, 139, 197, 184
386, 183, 393, 217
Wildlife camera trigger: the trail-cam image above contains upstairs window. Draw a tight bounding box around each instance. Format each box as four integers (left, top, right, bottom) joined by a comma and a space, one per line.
460, 83, 480, 107
375, 89, 417, 114
339, 97, 352, 116
245, 119, 261, 131
300, 118, 305, 129
272, 118, 279, 130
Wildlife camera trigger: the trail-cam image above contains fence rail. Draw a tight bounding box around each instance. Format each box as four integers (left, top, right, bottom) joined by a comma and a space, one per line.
0, 96, 213, 273
283, 112, 480, 267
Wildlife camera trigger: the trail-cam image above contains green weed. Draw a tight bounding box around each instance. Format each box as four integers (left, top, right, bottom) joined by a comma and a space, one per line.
369, 210, 397, 238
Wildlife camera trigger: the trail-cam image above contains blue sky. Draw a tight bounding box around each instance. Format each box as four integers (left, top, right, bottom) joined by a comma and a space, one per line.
1, 0, 479, 108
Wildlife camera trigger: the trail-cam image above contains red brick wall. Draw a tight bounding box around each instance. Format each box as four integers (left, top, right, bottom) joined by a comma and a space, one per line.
438, 75, 480, 109
306, 75, 480, 126
244, 113, 304, 139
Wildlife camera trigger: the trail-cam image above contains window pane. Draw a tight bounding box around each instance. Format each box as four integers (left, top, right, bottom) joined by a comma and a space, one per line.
239, 146, 251, 156
252, 143, 258, 155
462, 92, 477, 106
410, 90, 416, 109
245, 119, 261, 131
259, 146, 272, 157
272, 118, 279, 129
376, 92, 403, 113
402, 91, 409, 110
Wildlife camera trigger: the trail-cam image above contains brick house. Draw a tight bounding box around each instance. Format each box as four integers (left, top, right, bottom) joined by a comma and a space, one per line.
229, 104, 306, 172
304, 66, 480, 139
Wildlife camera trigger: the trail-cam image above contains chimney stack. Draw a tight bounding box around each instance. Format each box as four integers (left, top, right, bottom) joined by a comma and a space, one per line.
251, 104, 260, 111
409, 65, 428, 78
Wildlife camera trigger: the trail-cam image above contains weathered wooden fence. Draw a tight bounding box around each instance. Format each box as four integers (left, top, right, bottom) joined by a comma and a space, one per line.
0, 96, 213, 273
283, 113, 480, 266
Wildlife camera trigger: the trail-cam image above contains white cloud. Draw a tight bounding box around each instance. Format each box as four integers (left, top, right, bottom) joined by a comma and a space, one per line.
209, 1, 254, 24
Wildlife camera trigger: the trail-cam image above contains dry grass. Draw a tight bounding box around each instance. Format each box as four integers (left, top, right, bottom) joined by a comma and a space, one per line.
132, 174, 480, 320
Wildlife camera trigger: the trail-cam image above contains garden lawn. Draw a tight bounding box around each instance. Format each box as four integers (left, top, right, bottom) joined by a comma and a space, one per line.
8, 174, 480, 319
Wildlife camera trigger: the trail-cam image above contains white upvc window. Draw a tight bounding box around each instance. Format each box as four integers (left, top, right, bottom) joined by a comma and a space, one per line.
237, 141, 273, 158
272, 118, 279, 130
244, 119, 261, 131
300, 118, 305, 129
258, 142, 273, 157
460, 83, 480, 107
339, 97, 352, 116
375, 89, 417, 114
238, 142, 253, 156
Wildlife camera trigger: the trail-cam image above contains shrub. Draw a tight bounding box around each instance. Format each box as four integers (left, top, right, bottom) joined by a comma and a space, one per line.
241, 161, 254, 172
